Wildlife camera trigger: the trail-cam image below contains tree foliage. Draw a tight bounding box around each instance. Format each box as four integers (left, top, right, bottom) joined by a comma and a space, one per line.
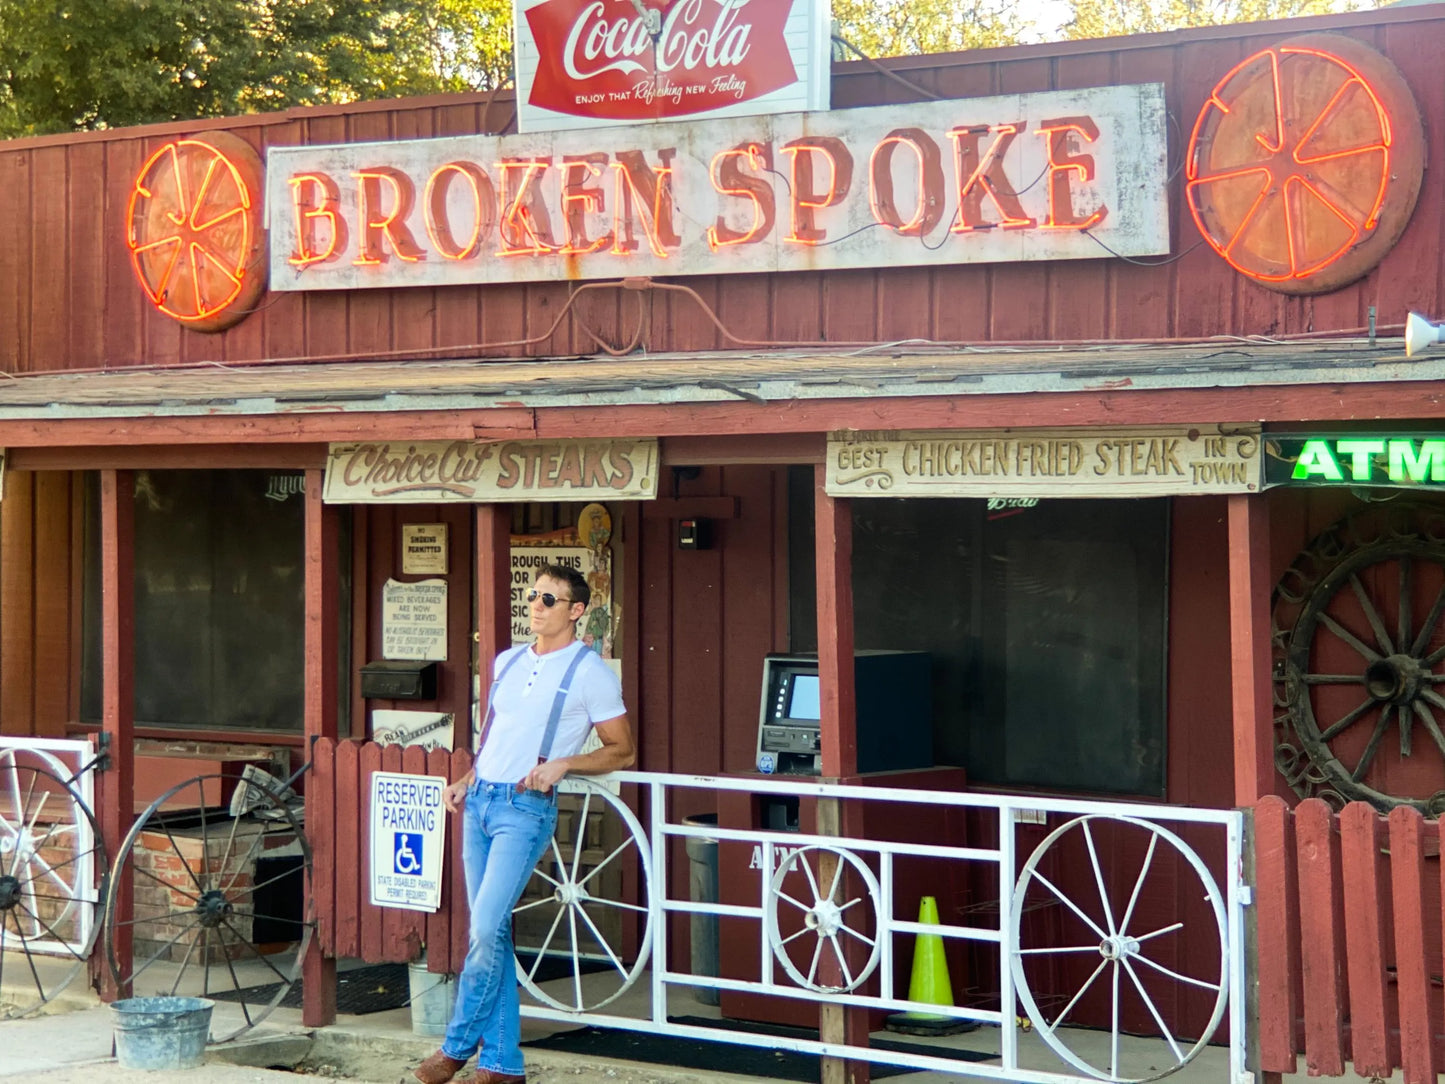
831, 0, 1028, 57
1062, 0, 1372, 41
0, 0, 515, 138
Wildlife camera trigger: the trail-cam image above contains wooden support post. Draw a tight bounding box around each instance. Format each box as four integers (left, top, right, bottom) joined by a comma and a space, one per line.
475, 504, 513, 726
302, 469, 341, 1027
1228, 492, 1284, 1084
1227, 493, 1274, 807
96, 470, 134, 1002
813, 465, 867, 1084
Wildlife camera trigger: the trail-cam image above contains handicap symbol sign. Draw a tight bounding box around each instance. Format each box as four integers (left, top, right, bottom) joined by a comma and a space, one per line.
393, 832, 424, 875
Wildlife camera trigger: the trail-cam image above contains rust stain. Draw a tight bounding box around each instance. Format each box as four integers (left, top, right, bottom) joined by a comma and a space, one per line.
1086, 377, 1135, 390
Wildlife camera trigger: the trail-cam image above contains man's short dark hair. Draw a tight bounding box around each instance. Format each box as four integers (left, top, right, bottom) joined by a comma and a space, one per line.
540, 563, 590, 609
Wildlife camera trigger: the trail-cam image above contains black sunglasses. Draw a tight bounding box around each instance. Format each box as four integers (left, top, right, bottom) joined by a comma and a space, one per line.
526, 589, 575, 608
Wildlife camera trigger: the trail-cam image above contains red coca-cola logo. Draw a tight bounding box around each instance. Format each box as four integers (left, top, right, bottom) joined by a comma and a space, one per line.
524, 0, 798, 121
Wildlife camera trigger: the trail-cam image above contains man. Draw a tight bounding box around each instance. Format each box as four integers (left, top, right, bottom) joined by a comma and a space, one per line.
411, 564, 635, 1084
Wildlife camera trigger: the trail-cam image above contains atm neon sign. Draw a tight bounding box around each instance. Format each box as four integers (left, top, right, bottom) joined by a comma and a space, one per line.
1271, 436, 1445, 486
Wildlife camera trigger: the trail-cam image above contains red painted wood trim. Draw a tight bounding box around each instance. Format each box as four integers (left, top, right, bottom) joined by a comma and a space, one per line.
303, 736, 338, 1026
380, 743, 411, 961
424, 746, 453, 973
1228, 494, 1274, 806
400, 744, 430, 958
813, 463, 856, 779
98, 469, 135, 1001
305, 469, 341, 746
1295, 798, 1345, 1076
661, 433, 825, 465
1388, 807, 1438, 1084
1339, 804, 1390, 1077
0, 409, 535, 448
335, 740, 362, 958
1252, 797, 1299, 1074
475, 504, 512, 751
532, 382, 1445, 441
9, 444, 328, 471
360, 742, 385, 962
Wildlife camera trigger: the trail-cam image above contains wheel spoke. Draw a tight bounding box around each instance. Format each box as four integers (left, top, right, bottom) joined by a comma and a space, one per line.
169, 928, 203, 997
1121, 956, 1185, 1062
575, 836, 636, 892
1119, 832, 1159, 935
825, 858, 844, 904
161, 821, 205, 895
580, 896, 648, 914
1399, 556, 1412, 652
1319, 697, 1380, 742
775, 889, 813, 914
830, 935, 855, 988
195, 782, 211, 891
1132, 921, 1185, 943
574, 901, 627, 977
805, 934, 825, 987
1410, 701, 1445, 760
1319, 611, 1382, 663
1352, 706, 1393, 781
14, 901, 88, 963
1018, 944, 1110, 955
1131, 949, 1222, 992
129, 914, 206, 984
221, 829, 269, 895
527, 907, 568, 984
1040, 957, 1108, 1034
220, 916, 292, 985
799, 853, 824, 904
246, 864, 306, 895
1302, 674, 1367, 685
1111, 957, 1121, 1079
839, 923, 874, 948
1413, 581, 1445, 656
570, 793, 593, 885
215, 926, 256, 1028
1349, 573, 1396, 655
513, 896, 556, 915
1029, 869, 1109, 941
779, 927, 813, 947
1082, 822, 1116, 938
566, 904, 584, 1011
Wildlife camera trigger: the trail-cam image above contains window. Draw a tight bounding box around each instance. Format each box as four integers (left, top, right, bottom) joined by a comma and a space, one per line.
789, 470, 1168, 796
81, 470, 310, 732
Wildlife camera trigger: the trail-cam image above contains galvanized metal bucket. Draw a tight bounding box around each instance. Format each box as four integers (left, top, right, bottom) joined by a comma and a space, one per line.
111, 996, 213, 1070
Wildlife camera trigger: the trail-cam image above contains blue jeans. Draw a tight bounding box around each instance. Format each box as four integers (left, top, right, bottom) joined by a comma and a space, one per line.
441, 780, 558, 1074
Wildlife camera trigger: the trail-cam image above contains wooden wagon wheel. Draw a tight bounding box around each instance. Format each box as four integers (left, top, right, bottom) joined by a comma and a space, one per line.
105, 773, 312, 1041
0, 755, 105, 1019
1186, 33, 1423, 294
1274, 502, 1445, 813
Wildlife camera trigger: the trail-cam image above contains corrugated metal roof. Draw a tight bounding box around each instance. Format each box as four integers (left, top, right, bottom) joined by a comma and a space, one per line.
0, 339, 1430, 423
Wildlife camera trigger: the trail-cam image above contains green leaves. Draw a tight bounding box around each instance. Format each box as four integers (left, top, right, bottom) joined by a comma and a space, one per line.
1061, 0, 1374, 41
0, 0, 517, 137
832, 0, 1027, 56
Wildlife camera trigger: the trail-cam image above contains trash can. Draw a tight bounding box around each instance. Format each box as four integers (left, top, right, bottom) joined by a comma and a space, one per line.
682, 812, 720, 1005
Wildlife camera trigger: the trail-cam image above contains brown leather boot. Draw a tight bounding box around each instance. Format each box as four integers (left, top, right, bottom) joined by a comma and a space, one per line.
409, 1050, 468, 1084
466, 1071, 526, 1084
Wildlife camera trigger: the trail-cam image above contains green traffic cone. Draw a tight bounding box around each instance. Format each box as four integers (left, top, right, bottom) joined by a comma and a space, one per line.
885, 895, 976, 1036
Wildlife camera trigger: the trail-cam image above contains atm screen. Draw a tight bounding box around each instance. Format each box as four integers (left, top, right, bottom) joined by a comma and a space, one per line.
787, 673, 821, 720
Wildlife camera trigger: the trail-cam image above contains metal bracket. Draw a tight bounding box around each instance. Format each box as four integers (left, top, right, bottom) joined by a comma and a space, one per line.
93, 731, 112, 773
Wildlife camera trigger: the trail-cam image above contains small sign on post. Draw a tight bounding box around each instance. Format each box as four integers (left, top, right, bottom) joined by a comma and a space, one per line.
369, 771, 447, 912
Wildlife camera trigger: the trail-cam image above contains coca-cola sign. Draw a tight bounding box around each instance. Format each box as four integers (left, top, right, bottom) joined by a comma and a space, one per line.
515, 0, 830, 133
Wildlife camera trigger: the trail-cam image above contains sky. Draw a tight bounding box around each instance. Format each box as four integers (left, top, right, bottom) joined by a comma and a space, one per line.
1018, 0, 1074, 40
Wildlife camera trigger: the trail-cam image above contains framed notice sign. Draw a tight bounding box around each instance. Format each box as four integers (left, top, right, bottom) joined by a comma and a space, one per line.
369, 772, 447, 912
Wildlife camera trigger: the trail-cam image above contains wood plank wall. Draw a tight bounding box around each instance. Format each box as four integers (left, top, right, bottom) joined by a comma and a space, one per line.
2, 7, 1444, 375
0, 471, 80, 737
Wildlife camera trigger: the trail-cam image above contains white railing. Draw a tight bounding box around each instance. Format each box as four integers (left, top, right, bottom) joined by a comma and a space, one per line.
517, 770, 1248, 1084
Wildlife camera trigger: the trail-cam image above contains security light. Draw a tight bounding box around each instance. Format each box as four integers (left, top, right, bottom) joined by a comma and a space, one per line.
1405, 312, 1445, 357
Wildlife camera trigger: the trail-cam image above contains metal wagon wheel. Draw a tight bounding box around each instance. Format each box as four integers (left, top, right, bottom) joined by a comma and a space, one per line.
514, 777, 653, 1012
765, 844, 881, 993
105, 773, 312, 1042
1009, 815, 1229, 1084
0, 756, 106, 1019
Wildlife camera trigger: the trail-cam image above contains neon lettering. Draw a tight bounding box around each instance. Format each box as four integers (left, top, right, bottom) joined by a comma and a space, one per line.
353, 167, 426, 265
424, 162, 495, 261
707, 142, 774, 249
496, 160, 559, 256
948, 123, 1035, 231
1034, 116, 1106, 230
611, 149, 680, 257
868, 128, 945, 237
780, 137, 854, 244
287, 172, 347, 268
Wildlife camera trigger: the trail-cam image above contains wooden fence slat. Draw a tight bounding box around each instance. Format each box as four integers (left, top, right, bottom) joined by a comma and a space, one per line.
424, 746, 453, 973
1388, 807, 1437, 1084
380, 743, 410, 961
400, 743, 431, 961
311, 738, 337, 956
360, 742, 385, 963
1253, 795, 1299, 1074
1339, 803, 1390, 1077
1296, 798, 1346, 1076
335, 740, 362, 958
450, 748, 474, 974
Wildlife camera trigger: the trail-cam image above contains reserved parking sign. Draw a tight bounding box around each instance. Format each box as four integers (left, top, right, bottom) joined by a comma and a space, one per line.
369, 771, 447, 912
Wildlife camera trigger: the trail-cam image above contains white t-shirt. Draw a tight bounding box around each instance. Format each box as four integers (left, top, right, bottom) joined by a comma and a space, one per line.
472, 641, 626, 783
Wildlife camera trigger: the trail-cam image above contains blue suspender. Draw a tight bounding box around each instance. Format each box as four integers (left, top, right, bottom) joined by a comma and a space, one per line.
538, 645, 594, 762
475, 644, 595, 764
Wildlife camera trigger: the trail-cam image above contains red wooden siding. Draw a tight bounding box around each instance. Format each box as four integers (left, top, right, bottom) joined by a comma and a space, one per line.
314, 738, 472, 974
2, 7, 1443, 375
1255, 795, 1445, 1081
0, 471, 80, 737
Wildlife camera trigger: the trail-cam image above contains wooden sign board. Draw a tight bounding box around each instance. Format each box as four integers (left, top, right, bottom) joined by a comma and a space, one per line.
827, 425, 1261, 498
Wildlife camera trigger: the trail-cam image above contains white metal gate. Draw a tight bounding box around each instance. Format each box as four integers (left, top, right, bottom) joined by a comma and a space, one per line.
514, 770, 1248, 1084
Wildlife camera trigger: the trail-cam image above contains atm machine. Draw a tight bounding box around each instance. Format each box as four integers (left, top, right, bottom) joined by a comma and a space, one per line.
717, 650, 967, 1026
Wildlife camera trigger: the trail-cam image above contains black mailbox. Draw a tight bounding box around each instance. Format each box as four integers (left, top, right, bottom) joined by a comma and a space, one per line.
359, 661, 438, 700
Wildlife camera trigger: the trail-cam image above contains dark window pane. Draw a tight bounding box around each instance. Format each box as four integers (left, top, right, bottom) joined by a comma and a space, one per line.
788, 469, 1167, 797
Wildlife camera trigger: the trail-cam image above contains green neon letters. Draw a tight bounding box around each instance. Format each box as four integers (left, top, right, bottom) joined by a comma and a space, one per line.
1291, 437, 1445, 484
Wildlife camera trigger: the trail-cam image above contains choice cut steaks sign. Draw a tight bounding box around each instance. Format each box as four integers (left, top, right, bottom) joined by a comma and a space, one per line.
266, 83, 1169, 291
515, 0, 829, 132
